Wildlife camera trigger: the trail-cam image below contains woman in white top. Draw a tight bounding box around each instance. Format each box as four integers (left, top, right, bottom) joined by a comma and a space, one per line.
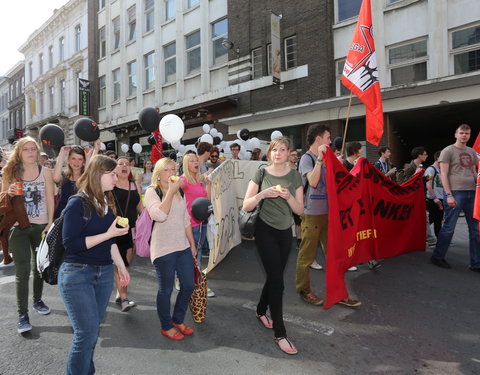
137, 159, 154, 195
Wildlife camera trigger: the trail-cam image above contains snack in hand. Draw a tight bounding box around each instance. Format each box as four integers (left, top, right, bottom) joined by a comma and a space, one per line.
116, 216, 129, 228
169, 175, 179, 182
274, 185, 283, 192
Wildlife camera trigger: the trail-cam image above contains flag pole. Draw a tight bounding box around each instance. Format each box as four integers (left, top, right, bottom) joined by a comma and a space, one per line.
341, 92, 353, 156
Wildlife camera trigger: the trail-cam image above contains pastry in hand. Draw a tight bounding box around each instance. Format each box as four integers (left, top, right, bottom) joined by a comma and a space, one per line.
274, 185, 283, 192
169, 175, 179, 182
116, 216, 129, 228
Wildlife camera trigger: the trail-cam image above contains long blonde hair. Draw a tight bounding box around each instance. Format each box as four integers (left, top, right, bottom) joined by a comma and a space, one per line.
2, 136, 40, 184
151, 158, 177, 197
182, 153, 200, 185
76, 155, 117, 217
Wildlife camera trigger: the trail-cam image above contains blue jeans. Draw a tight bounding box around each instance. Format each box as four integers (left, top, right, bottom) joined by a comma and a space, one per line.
153, 249, 194, 330
432, 190, 480, 267
192, 223, 208, 263
58, 263, 114, 375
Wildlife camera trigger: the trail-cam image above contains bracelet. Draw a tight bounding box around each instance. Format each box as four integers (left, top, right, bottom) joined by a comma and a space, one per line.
445, 193, 453, 197
316, 159, 323, 165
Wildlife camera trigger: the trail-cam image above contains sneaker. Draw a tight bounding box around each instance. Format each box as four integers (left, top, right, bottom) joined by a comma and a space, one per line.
115, 297, 122, 305
309, 260, 323, 270
367, 260, 381, 270
174, 278, 180, 291
17, 314, 32, 333
207, 288, 216, 298
469, 266, 480, 273
338, 297, 361, 307
299, 289, 324, 306
427, 241, 436, 248
347, 266, 358, 272
121, 299, 136, 312
430, 257, 451, 269
32, 300, 51, 315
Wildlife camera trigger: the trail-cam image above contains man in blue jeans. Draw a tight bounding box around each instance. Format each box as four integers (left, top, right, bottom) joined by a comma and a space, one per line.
431, 124, 480, 271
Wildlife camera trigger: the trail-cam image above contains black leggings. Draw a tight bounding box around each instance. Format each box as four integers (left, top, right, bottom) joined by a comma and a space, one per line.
254, 218, 292, 338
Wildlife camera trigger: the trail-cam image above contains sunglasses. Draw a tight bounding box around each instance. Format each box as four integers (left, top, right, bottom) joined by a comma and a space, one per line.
210, 155, 219, 158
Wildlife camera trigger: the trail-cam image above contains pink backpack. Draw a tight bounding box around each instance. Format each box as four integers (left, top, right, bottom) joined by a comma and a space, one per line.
134, 208, 153, 257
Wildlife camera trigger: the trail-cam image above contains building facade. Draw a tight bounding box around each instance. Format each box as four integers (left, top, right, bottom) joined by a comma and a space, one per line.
19, 0, 89, 145
0, 77, 10, 149
5, 62, 26, 148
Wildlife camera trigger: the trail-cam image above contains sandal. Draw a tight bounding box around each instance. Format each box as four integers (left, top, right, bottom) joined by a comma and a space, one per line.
173, 322, 194, 335
161, 328, 185, 341
256, 313, 273, 329
274, 337, 298, 355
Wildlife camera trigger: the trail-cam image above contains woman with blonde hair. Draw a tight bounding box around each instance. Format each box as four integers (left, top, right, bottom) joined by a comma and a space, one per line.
2, 136, 55, 333
58, 155, 130, 374
243, 136, 304, 355
144, 157, 196, 341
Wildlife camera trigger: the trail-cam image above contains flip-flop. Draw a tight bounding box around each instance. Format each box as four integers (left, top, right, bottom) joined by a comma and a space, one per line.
173, 322, 194, 335
256, 313, 273, 329
161, 328, 185, 341
274, 337, 298, 355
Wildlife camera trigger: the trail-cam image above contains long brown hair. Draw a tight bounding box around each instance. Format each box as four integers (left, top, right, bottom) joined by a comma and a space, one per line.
65, 146, 86, 180
76, 155, 117, 217
2, 136, 40, 184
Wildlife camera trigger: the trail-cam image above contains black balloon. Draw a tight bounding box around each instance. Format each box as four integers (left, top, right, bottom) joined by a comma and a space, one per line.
169, 151, 177, 160
191, 197, 213, 222
162, 142, 170, 150
148, 134, 156, 145
74, 118, 100, 142
239, 128, 250, 141
139, 107, 160, 132
39, 124, 65, 149
213, 136, 221, 145
333, 137, 343, 151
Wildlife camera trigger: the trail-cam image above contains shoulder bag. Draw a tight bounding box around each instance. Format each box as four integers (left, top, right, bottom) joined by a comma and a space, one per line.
238, 168, 266, 239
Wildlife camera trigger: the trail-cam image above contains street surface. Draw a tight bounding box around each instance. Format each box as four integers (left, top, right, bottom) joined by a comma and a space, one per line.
0, 220, 479, 375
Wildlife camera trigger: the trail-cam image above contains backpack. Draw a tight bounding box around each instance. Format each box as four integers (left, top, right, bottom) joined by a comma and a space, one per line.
134, 187, 184, 258
36, 194, 92, 285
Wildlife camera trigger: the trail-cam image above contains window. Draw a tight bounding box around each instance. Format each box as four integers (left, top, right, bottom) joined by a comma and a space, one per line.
21, 76, 24, 92
112, 69, 120, 102
212, 18, 228, 65
39, 91, 44, 115
15, 81, 19, 98
452, 25, 480, 74
186, 31, 201, 74
337, 0, 362, 22
30, 96, 36, 116
145, 51, 155, 89
127, 5, 136, 42
59, 37, 65, 61
252, 48, 263, 78
165, 0, 175, 21
188, 0, 199, 8
267, 44, 272, 75
164, 43, 176, 83
386, 0, 402, 4
39, 53, 43, 75
75, 25, 81, 51
336, 59, 350, 96
99, 27, 106, 58
99, 0, 105, 10
99, 75, 106, 107
388, 39, 428, 85
48, 46, 54, 69
127, 61, 137, 96
60, 80, 65, 111
49, 86, 54, 112
113, 18, 120, 50
145, 0, 154, 32
285, 35, 297, 69
29, 62, 33, 83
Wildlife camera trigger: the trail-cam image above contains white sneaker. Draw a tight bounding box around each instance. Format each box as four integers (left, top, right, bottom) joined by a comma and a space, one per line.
309, 260, 323, 270
347, 266, 358, 272
174, 278, 180, 291
207, 288, 216, 298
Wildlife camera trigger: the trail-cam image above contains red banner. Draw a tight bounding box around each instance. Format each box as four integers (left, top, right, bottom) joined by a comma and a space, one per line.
324, 148, 426, 308
474, 163, 480, 234
473, 132, 480, 156
341, 0, 384, 146
150, 129, 163, 165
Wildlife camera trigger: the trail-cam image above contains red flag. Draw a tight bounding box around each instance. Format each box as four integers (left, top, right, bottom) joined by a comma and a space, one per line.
323, 148, 425, 308
341, 0, 384, 146
150, 129, 163, 165
474, 162, 480, 234
473, 132, 480, 156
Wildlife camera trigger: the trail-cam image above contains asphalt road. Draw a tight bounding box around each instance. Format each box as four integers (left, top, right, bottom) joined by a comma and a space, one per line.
0, 219, 479, 375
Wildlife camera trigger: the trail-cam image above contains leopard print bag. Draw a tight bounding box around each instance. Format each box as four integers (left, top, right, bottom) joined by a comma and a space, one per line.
189, 259, 207, 323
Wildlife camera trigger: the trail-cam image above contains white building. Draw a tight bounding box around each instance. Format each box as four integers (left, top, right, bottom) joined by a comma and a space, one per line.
0, 77, 9, 149
97, 0, 229, 155
19, 0, 89, 145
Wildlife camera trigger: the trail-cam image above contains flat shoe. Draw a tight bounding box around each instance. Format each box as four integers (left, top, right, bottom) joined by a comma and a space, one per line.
161, 328, 184, 341
274, 337, 298, 355
338, 297, 361, 307
173, 322, 194, 335
256, 313, 273, 329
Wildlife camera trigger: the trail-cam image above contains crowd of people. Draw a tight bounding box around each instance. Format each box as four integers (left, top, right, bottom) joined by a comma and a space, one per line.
0, 122, 477, 371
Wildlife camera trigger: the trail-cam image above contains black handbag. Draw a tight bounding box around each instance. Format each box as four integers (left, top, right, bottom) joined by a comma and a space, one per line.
239, 168, 265, 238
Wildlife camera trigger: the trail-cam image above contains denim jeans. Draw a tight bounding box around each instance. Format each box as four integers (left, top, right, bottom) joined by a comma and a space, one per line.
192, 223, 208, 263
153, 248, 194, 331
58, 262, 114, 375
432, 190, 480, 267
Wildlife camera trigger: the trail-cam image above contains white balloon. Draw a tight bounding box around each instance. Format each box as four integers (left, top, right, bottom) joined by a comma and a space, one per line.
219, 141, 227, 150
185, 144, 197, 153
200, 134, 214, 144
132, 143, 142, 154
178, 144, 186, 153
160, 114, 185, 143
209, 128, 218, 137
250, 137, 261, 149
217, 132, 223, 140
236, 130, 242, 139
202, 124, 210, 133
121, 144, 129, 153
172, 141, 180, 150
100, 142, 106, 151
271, 130, 283, 140
245, 151, 252, 160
